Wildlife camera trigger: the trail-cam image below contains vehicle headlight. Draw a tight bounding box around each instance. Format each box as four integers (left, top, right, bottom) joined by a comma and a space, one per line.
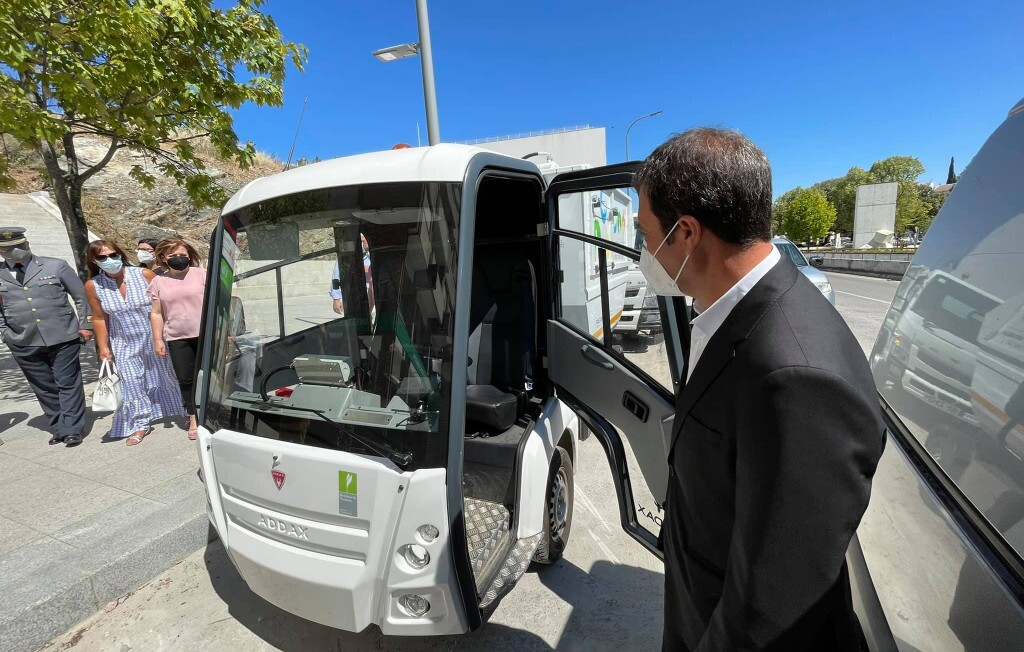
400, 543, 430, 569
417, 524, 439, 543
815, 281, 832, 294
398, 593, 430, 617
642, 295, 658, 308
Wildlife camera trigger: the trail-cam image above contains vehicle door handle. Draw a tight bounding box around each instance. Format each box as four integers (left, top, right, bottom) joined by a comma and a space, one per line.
623, 391, 650, 423
580, 344, 614, 370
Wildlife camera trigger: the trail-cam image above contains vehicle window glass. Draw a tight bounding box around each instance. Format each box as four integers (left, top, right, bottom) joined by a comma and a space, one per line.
775, 242, 807, 267
202, 182, 461, 470
554, 185, 678, 395
870, 110, 1024, 558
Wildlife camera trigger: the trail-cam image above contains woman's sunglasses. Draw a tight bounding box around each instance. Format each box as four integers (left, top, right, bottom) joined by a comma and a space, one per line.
94, 253, 121, 261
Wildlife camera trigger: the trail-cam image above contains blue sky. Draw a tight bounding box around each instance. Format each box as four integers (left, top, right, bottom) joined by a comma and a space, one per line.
230, 0, 1024, 197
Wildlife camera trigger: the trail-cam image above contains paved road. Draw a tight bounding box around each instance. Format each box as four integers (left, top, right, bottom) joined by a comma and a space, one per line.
46, 273, 901, 652
825, 271, 900, 354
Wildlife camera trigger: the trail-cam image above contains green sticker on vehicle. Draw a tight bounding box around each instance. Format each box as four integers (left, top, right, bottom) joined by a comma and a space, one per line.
219, 258, 233, 288
338, 470, 358, 516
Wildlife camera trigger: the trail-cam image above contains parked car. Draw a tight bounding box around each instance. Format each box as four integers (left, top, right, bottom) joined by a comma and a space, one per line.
772, 236, 836, 304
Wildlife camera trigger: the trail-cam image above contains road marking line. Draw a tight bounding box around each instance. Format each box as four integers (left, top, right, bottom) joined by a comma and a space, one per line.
588, 527, 621, 564
835, 290, 893, 305
577, 487, 613, 534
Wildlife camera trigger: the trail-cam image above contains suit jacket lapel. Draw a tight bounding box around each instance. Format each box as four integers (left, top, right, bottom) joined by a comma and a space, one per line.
0, 265, 16, 286
21, 257, 44, 285
669, 259, 800, 456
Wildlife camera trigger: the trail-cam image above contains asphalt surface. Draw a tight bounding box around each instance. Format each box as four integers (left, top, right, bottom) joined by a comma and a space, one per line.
825, 271, 900, 354
45, 272, 902, 652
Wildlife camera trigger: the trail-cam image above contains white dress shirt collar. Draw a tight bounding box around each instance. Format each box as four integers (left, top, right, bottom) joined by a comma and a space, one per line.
686, 245, 781, 381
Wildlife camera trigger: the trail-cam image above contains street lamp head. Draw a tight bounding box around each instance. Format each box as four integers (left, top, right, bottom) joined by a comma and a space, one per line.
373, 43, 421, 62
649, 110, 664, 118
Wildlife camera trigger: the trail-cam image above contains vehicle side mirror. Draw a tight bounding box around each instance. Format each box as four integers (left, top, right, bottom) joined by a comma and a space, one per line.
809, 256, 824, 267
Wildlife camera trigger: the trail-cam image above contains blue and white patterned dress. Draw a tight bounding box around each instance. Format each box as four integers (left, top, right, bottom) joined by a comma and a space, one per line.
94, 266, 184, 438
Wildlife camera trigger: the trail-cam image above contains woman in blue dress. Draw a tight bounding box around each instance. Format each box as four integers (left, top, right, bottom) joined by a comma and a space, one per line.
84, 240, 184, 445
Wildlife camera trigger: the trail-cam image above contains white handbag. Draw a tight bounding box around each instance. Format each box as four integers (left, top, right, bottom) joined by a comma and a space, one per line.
92, 360, 123, 412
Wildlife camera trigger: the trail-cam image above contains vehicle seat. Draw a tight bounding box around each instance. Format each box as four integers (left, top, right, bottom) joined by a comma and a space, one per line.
466, 255, 537, 432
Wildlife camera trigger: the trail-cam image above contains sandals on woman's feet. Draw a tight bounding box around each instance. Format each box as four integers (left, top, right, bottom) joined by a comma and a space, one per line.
126, 430, 149, 446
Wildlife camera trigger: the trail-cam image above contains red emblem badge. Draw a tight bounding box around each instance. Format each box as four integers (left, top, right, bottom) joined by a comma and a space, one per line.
271, 470, 286, 490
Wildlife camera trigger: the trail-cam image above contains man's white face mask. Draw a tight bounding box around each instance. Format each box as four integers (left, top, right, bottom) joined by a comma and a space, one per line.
639, 220, 689, 296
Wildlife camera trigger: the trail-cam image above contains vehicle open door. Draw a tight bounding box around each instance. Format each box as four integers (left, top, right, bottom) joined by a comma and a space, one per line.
544, 163, 690, 556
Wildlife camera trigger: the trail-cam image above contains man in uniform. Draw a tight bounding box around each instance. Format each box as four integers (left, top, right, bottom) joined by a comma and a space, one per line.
0, 227, 93, 446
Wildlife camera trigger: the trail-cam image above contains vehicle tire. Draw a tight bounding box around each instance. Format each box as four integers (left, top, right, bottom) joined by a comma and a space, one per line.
533, 446, 573, 564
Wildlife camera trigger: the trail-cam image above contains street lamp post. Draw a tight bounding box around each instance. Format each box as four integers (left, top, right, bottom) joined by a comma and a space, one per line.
625, 110, 663, 161
372, 0, 441, 145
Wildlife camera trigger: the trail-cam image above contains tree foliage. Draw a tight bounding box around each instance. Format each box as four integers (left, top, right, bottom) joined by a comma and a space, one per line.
947, 156, 958, 184
780, 188, 836, 243
0, 0, 307, 277
771, 186, 802, 235
775, 155, 944, 242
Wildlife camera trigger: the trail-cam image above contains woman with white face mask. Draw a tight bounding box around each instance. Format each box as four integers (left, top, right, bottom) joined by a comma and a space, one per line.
135, 238, 164, 275
84, 241, 184, 445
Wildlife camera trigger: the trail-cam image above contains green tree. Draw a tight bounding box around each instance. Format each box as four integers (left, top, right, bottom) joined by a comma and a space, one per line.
0, 0, 307, 278
815, 166, 871, 235
771, 186, 803, 235
781, 188, 836, 243
917, 183, 946, 234
947, 156, 958, 184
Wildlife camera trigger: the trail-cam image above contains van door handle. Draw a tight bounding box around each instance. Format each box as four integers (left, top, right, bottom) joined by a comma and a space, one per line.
580, 344, 614, 370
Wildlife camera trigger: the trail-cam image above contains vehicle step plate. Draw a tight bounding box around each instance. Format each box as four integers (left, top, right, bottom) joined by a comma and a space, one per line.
480, 532, 544, 609
464, 498, 511, 588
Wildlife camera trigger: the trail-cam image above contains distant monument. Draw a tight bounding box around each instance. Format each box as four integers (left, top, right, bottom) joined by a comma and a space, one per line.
854, 182, 898, 248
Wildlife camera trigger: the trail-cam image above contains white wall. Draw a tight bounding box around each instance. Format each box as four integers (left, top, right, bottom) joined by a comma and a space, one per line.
854, 182, 898, 248
470, 128, 607, 168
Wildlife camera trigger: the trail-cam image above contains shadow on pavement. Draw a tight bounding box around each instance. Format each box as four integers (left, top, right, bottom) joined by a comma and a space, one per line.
0, 411, 28, 434
204, 540, 663, 651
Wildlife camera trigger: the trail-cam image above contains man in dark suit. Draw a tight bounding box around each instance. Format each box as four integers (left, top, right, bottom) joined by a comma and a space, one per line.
0, 227, 93, 446
634, 129, 886, 651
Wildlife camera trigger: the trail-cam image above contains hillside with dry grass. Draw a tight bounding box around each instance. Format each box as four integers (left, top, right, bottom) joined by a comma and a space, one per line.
1, 134, 284, 255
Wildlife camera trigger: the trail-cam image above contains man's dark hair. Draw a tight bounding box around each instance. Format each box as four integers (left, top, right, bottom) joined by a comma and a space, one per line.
634, 127, 772, 246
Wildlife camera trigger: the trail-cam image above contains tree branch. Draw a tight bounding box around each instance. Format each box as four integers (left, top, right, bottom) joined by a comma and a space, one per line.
75, 135, 120, 187
158, 132, 211, 144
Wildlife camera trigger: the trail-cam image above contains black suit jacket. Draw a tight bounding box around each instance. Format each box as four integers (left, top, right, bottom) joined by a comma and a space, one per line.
662, 258, 885, 651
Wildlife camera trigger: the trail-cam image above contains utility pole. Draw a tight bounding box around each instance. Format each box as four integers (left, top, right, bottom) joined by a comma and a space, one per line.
284, 97, 308, 170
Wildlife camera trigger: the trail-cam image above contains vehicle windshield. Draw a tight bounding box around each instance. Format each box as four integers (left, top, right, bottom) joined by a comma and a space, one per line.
201, 181, 461, 470
775, 241, 808, 267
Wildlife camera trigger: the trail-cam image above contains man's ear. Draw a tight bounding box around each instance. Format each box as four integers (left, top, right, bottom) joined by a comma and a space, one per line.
674, 215, 701, 245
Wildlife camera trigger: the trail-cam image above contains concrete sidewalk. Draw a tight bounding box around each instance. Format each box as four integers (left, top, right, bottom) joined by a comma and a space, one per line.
0, 193, 209, 652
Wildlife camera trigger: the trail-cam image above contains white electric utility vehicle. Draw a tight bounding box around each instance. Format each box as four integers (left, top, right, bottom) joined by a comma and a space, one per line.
193, 145, 688, 635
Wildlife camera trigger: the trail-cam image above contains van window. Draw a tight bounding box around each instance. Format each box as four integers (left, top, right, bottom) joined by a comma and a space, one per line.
870, 108, 1024, 558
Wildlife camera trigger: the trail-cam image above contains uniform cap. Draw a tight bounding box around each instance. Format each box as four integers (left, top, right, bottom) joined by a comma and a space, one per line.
0, 227, 28, 247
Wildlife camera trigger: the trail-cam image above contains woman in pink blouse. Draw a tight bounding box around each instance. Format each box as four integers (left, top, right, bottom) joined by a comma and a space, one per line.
148, 238, 206, 440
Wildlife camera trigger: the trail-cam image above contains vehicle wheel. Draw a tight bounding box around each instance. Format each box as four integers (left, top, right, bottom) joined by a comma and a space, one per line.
534, 446, 573, 564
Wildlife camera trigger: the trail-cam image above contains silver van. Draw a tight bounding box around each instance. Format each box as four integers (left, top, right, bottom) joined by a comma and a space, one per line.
859, 95, 1024, 650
